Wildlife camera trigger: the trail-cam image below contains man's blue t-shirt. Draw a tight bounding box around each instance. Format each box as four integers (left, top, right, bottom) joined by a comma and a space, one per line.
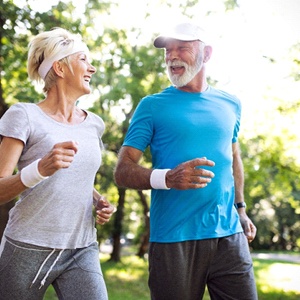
123, 85, 244, 242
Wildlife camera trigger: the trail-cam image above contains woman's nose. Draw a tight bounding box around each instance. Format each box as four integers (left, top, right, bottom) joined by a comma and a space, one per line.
89, 64, 96, 74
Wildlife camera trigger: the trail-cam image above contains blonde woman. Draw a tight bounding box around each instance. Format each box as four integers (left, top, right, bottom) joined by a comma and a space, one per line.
0, 28, 114, 300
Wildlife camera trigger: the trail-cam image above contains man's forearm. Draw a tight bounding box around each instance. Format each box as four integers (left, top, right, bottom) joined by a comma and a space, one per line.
114, 162, 152, 190
232, 143, 245, 203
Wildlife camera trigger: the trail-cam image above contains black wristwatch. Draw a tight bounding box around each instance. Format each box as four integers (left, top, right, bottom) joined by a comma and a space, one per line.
234, 202, 246, 209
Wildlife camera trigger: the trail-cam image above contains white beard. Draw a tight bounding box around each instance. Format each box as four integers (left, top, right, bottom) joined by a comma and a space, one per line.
167, 56, 203, 87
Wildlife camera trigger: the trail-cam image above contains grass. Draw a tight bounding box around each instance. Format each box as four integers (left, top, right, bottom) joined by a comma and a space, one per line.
44, 251, 300, 300
253, 259, 300, 300
101, 255, 149, 300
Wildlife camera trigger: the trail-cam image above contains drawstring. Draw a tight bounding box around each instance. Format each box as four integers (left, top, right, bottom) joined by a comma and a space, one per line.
39, 249, 64, 289
30, 248, 56, 288
6, 238, 64, 289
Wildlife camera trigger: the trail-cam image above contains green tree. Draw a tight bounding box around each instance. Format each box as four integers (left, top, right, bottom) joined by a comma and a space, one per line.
241, 134, 300, 251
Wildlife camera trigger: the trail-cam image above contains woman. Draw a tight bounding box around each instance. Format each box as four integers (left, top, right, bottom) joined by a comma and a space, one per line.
0, 28, 114, 300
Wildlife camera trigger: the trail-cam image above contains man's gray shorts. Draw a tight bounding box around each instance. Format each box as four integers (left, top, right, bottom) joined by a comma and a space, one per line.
148, 232, 258, 300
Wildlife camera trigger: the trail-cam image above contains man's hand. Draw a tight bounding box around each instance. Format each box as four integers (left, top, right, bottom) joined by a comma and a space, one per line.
238, 211, 257, 243
166, 157, 215, 190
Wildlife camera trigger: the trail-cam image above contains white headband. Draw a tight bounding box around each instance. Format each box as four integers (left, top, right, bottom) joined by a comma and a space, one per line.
38, 39, 89, 80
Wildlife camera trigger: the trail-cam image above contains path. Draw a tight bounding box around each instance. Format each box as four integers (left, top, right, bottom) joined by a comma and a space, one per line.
251, 253, 300, 263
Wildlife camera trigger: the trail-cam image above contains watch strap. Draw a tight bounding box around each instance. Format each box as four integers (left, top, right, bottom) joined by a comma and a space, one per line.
234, 202, 246, 209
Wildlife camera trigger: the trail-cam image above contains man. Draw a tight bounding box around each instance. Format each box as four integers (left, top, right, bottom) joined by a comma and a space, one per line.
114, 22, 257, 300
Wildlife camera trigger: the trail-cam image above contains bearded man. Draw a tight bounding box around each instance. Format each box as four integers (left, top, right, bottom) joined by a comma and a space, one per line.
114, 22, 258, 300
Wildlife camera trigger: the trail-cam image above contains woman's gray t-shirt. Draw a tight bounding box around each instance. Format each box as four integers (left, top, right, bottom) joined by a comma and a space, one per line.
0, 103, 105, 249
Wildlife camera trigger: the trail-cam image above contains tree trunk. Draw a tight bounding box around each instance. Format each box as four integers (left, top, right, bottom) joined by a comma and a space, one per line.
136, 190, 150, 258
109, 187, 126, 262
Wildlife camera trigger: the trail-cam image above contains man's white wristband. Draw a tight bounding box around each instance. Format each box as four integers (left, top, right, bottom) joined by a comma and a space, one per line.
20, 159, 49, 188
150, 169, 171, 190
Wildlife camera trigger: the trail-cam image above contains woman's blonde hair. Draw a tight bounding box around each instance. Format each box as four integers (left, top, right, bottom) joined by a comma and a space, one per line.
27, 28, 86, 93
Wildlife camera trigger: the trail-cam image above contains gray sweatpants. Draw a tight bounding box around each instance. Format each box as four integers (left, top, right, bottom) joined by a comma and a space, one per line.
148, 233, 258, 300
0, 236, 108, 300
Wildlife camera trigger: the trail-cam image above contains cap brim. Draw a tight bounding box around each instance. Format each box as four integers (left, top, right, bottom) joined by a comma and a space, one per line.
153, 34, 200, 48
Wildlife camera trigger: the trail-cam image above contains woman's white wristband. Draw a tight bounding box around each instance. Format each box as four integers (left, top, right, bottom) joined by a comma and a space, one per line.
150, 169, 171, 190
20, 159, 49, 188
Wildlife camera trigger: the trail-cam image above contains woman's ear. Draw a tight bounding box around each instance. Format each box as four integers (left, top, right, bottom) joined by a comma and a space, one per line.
203, 45, 213, 63
52, 61, 65, 78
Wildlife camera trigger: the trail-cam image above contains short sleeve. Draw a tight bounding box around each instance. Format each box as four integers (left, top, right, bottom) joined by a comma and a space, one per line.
86, 110, 105, 149
123, 97, 153, 152
0, 103, 30, 144
232, 97, 241, 143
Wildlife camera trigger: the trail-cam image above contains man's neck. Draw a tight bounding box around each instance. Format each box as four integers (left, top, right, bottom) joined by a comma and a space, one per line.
177, 80, 208, 93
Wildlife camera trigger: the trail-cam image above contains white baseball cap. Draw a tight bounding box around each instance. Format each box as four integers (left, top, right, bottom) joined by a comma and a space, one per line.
154, 22, 207, 48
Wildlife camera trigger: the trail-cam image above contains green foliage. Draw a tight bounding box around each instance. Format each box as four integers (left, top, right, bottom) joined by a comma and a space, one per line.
1, 0, 37, 104
0, 0, 86, 105
290, 43, 300, 82
241, 135, 300, 251
224, 0, 239, 11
